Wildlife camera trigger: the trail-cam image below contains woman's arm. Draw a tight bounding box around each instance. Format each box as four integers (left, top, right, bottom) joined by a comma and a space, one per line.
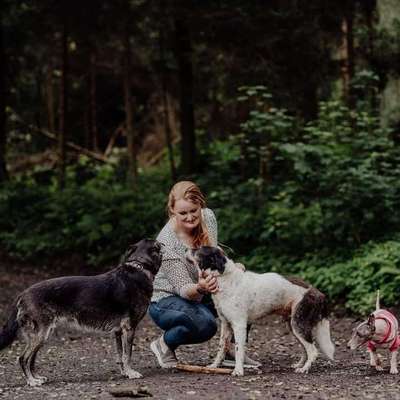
161, 258, 217, 302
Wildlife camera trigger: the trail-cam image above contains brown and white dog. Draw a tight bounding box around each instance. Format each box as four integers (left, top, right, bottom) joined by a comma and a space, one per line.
187, 246, 335, 376
347, 291, 400, 374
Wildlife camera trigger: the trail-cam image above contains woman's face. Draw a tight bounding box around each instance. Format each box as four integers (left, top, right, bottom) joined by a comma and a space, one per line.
172, 198, 201, 232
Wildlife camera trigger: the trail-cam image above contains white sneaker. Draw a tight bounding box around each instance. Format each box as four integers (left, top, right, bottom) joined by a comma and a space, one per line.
150, 336, 178, 369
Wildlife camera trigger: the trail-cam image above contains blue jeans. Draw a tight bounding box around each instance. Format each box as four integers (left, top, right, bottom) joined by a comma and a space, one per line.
149, 295, 218, 351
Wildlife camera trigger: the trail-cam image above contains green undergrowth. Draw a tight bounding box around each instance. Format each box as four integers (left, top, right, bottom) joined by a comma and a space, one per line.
240, 237, 400, 315
2, 76, 400, 314
0, 162, 170, 265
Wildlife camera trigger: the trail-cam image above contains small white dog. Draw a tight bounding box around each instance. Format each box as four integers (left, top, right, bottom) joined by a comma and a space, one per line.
347, 291, 399, 374
187, 246, 335, 376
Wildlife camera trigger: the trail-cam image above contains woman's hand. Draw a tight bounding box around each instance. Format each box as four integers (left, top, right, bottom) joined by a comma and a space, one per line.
197, 270, 219, 294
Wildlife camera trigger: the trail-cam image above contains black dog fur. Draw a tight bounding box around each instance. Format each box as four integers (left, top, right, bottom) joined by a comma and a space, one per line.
0, 238, 162, 386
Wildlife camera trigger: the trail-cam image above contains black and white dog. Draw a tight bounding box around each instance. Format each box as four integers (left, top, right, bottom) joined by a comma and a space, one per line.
0, 239, 162, 386
187, 246, 335, 376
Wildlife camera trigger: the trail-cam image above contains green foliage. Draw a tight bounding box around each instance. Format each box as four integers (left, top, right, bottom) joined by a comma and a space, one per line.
233, 80, 400, 251
299, 238, 400, 314
2, 75, 400, 314
0, 160, 171, 264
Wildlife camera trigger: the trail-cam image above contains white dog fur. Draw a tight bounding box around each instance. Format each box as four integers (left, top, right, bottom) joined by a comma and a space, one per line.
187, 246, 335, 376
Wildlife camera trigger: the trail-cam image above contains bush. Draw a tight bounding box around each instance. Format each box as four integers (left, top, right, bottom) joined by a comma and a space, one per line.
0, 160, 171, 264
300, 238, 400, 314
2, 75, 400, 314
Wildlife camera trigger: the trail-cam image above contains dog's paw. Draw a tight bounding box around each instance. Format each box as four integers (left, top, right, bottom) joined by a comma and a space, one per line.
231, 368, 244, 376
123, 369, 143, 379
35, 376, 48, 385
291, 361, 305, 369
207, 362, 220, 369
27, 377, 47, 387
295, 366, 310, 374
375, 365, 384, 372
390, 368, 398, 374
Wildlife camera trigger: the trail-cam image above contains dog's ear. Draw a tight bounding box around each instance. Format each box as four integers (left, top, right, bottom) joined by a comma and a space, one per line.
130, 242, 139, 251
213, 251, 226, 274
127, 243, 138, 257
121, 243, 138, 263
368, 314, 375, 327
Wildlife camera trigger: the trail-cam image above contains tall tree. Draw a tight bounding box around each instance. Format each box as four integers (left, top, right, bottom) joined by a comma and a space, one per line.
174, 17, 196, 175
0, 8, 8, 182
58, 13, 68, 189
377, 0, 400, 127
88, 51, 99, 151
339, 1, 355, 106
46, 63, 55, 134
123, 25, 138, 184
159, 2, 176, 180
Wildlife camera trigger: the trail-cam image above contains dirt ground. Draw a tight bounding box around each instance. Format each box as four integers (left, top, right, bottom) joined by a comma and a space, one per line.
1, 257, 400, 400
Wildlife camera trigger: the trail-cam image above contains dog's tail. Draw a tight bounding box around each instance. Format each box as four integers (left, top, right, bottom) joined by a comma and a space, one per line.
0, 299, 20, 350
293, 288, 335, 360
315, 318, 335, 361
376, 289, 380, 310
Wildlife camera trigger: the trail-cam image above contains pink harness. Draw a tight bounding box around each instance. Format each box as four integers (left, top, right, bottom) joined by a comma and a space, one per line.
367, 309, 400, 353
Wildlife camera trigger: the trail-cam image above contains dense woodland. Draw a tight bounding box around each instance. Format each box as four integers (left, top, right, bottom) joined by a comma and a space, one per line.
1, 0, 400, 314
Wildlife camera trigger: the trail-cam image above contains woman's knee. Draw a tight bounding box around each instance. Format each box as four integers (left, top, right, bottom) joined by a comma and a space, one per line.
149, 298, 217, 343
161, 306, 217, 343
148, 303, 162, 326
196, 315, 217, 342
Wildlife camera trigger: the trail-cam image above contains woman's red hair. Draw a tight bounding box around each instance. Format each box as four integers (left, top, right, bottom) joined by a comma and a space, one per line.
168, 181, 210, 248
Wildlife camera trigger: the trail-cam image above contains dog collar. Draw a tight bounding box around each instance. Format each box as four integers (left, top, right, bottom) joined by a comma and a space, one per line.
124, 261, 155, 281
125, 261, 144, 271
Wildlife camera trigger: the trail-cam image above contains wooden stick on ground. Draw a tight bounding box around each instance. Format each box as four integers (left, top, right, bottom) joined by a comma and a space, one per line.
175, 363, 232, 374
109, 385, 152, 398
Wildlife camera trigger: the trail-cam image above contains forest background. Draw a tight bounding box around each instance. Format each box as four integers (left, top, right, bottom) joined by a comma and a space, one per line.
1, 0, 400, 314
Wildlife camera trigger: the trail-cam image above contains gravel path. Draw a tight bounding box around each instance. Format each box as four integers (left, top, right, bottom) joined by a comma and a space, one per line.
1, 258, 400, 399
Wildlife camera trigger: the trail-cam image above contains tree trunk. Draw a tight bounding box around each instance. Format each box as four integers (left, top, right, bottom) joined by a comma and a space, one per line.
159, 5, 176, 180
35, 72, 43, 130
58, 17, 68, 189
363, 0, 375, 59
174, 18, 196, 175
377, 0, 400, 127
340, 5, 355, 106
123, 29, 137, 184
46, 65, 56, 134
0, 10, 8, 182
88, 51, 99, 151
161, 76, 177, 180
